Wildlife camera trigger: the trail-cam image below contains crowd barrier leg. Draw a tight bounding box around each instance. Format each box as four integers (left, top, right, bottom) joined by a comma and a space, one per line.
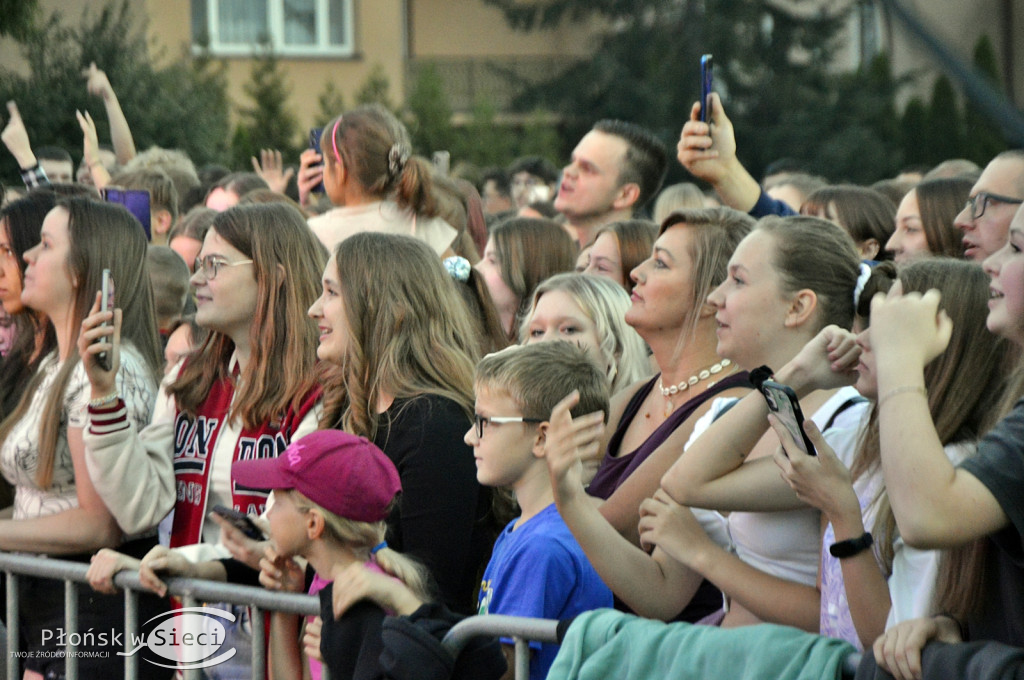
63, 580, 77, 680
125, 588, 140, 680
252, 606, 266, 680
5, 573, 18, 680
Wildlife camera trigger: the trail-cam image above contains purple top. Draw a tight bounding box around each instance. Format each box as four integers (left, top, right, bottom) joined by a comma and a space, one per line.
587, 371, 751, 500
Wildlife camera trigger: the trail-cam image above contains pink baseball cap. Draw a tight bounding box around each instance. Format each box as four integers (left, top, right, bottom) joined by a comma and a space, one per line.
232, 430, 401, 522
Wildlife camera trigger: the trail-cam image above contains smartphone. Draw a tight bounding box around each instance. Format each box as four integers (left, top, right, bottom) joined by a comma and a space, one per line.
95, 269, 114, 372
309, 127, 325, 194
699, 54, 714, 124
211, 504, 266, 540
102, 187, 152, 240
759, 379, 816, 456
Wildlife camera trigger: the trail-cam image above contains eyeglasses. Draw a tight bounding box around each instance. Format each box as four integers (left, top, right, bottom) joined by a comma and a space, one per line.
963, 192, 1024, 220
193, 255, 254, 280
473, 414, 544, 439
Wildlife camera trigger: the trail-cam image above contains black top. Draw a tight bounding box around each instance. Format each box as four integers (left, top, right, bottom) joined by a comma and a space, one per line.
374, 395, 497, 614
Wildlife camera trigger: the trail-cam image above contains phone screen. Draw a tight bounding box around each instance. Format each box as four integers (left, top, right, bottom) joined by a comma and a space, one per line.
212, 504, 265, 540
102, 188, 152, 240
700, 54, 714, 124
309, 127, 325, 194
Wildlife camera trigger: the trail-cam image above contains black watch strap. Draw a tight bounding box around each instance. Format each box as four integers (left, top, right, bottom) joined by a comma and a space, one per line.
829, 532, 873, 558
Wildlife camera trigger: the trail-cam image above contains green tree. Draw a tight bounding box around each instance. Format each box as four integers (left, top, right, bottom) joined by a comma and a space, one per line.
963, 34, 1008, 164
453, 98, 515, 168
0, 0, 39, 39
0, 0, 231, 183
405, 63, 454, 156
517, 109, 563, 165
484, 0, 909, 183
925, 75, 963, 164
355, 63, 394, 111
231, 44, 301, 168
900, 97, 930, 166
316, 80, 346, 126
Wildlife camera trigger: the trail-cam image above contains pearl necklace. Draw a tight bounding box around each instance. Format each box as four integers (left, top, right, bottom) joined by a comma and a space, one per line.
656, 358, 733, 417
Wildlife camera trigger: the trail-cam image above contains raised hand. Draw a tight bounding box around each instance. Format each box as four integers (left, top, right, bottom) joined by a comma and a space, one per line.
770, 416, 859, 523
779, 324, 860, 396
82, 62, 115, 102
77, 290, 121, 398
541, 391, 605, 506
251, 148, 295, 194
1, 100, 36, 168
869, 284, 952, 370
297, 148, 325, 207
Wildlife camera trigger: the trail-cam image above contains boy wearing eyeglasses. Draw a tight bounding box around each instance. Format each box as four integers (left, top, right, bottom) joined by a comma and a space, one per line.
466, 342, 612, 680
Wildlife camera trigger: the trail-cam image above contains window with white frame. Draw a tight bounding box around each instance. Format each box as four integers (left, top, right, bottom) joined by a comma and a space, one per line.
191, 0, 354, 57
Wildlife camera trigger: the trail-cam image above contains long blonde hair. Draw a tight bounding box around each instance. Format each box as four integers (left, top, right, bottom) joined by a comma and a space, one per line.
0, 197, 162, 488
285, 490, 434, 603
319, 233, 478, 438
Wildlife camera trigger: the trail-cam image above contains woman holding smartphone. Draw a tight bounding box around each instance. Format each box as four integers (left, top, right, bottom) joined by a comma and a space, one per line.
544, 215, 864, 630
82, 203, 325, 676
0, 197, 165, 679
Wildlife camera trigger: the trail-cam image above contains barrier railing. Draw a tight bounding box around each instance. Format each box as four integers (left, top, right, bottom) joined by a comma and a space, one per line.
0, 551, 324, 680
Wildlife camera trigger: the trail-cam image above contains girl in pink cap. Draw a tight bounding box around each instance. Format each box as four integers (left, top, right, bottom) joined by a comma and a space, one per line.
234, 429, 432, 680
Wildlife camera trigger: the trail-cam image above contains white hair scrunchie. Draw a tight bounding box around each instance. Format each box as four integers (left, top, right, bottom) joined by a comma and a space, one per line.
444, 256, 471, 283
853, 262, 873, 309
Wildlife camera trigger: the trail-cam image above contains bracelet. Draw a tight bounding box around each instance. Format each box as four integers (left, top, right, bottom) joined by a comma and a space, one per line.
829, 532, 873, 558
88, 392, 120, 408
879, 385, 927, 408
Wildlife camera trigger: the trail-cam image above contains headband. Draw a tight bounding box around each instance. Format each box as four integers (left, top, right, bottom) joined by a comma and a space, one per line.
330, 116, 343, 166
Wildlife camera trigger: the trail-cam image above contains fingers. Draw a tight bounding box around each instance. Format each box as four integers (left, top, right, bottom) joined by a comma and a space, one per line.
6, 100, 21, 122
138, 561, 168, 597
766, 413, 804, 460
550, 390, 581, 420
303, 617, 323, 662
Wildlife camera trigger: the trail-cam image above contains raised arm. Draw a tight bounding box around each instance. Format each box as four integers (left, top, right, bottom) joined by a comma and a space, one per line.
664, 326, 860, 512
870, 288, 1009, 548
78, 298, 176, 534
1, 101, 48, 188
544, 393, 705, 619
677, 93, 761, 213
83, 63, 136, 164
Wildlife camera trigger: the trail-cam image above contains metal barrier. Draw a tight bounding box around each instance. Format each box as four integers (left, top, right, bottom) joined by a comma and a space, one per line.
0, 551, 325, 680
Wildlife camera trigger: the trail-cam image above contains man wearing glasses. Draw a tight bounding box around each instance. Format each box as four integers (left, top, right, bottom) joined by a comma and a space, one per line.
955, 151, 1024, 261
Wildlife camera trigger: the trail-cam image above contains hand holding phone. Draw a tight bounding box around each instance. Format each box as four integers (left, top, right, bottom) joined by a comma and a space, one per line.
760, 379, 816, 456
308, 127, 325, 194
95, 269, 114, 372
699, 54, 714, 124
211, 504, 266, 540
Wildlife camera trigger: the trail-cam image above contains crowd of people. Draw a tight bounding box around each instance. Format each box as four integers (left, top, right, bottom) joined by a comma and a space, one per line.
0, 63, 1021, 680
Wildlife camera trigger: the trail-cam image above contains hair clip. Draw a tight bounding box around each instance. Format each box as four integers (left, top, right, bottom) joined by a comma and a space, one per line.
443, 256, 471, 282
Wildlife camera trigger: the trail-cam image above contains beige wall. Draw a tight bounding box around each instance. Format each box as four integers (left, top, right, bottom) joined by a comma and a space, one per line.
409, 0, 599, 58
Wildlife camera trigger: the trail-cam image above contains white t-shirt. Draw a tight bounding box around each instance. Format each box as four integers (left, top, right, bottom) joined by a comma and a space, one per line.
1, 347, 156, 521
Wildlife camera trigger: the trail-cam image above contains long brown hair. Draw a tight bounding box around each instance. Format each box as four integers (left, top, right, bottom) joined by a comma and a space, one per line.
851, 260, 1007, 583
319, 233, 478, 439
167, 204, 325, 428
593, 219, 658, 292
914, 177, 972, 259
0, 197, 162, 487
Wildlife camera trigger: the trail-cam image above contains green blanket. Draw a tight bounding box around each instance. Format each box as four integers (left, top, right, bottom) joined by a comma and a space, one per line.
547, 609, 856, 680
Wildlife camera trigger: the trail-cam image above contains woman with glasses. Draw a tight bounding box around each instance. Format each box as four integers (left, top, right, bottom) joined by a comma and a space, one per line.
81, 203, 325, 675
309, 231, 503, 613
0, 196, 167, 679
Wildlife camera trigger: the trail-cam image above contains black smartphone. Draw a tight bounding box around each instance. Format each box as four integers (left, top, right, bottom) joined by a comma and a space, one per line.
102, 187, 152, 240
309, 127, 325, 194
211, 504, 266, 540
95, 268, 114, 372
699, 54, 713, 124
759, 379, 816, 456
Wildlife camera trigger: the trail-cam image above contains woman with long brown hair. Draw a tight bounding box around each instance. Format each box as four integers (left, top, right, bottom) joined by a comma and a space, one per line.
309, 231, 501, 613
0, 196, 164, 678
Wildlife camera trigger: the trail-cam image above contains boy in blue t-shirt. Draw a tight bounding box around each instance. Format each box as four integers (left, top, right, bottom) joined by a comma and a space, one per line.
468, 342, 613, 680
